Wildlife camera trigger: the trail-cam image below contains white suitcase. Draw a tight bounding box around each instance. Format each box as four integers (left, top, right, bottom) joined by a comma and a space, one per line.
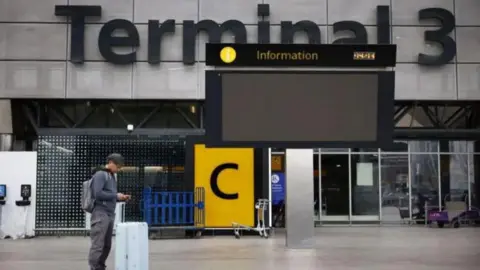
115, 222, 149, 270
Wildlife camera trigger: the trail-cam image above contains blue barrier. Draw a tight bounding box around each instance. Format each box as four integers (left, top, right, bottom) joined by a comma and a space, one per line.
142, 187, 205, 228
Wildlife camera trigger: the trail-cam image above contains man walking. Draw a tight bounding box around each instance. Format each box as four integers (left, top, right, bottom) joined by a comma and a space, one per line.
89, 153, 130, 270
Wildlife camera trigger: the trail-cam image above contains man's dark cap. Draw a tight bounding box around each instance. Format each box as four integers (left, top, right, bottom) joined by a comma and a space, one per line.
107, 153, 124, 166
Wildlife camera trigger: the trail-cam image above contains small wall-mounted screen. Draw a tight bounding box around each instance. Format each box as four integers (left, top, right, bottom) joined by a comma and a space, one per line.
0, 184, 6, 198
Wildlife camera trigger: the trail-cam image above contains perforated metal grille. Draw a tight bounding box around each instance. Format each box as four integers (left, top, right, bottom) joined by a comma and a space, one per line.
35, 134, 190, 235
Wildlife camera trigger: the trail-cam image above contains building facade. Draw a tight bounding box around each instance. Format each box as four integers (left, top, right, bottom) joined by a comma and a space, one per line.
0, 0, 478, 103
1, 0, 480, 229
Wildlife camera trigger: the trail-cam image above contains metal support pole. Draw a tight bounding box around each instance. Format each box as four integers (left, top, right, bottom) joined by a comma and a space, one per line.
109, 104, 129, 125
318, 150, 322, 224
136, 105, 162, 129
22, 105, 39, 134
0, 206, 2, 236
72, 106, 98, 128
175, 108, 198, 128
408, 146, 413, 223
437, 150, 442, 210
48, 106, 73, 128
394, 106, 410, 124
444, 107, 467, 127
468, 153, 472, 210
348, 149, 352, 224
394, 128, 480, 140
199, 105, 204, 129
268, 148, 272, 227
378, 149, 382, 223
285, 149, 314, 249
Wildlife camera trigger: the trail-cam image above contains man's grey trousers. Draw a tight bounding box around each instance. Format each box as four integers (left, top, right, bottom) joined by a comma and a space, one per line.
89, 209, 115, 270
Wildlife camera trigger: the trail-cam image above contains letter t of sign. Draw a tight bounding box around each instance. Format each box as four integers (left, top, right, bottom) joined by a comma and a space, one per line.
55, 5, 102, 64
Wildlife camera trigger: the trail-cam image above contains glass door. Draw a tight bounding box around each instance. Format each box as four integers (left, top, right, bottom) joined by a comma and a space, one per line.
380, 153, 410, 224
319, 153, 350, 222
350, 152, 380, 222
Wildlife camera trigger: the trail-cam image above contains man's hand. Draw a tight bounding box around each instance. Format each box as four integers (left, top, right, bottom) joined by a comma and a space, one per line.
117, 193, 130, 201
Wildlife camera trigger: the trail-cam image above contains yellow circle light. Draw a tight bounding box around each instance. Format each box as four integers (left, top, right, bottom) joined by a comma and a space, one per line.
220, 47, 236, 64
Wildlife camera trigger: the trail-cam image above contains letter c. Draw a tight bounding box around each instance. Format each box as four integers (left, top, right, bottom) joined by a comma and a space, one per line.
210, 163, 239, 200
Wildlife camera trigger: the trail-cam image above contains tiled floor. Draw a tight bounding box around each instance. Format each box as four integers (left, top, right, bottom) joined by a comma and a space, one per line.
0, 227, 479, 270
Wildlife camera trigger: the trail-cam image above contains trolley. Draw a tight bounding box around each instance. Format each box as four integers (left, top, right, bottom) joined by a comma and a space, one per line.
427, 194, 480, 228
232, 199, 270, 239
141, 187, 205, 237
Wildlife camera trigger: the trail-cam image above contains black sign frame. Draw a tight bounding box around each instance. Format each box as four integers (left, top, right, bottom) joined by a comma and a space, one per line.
206, 43, 397, 67
205, 70, 395, 149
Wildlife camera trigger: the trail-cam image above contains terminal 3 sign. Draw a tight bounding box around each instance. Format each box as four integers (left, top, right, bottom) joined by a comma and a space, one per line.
55, 4, 456, 66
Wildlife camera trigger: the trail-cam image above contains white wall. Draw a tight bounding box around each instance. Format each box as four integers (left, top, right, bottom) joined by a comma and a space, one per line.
0, 152, 37, 239
0, 0, 480, 100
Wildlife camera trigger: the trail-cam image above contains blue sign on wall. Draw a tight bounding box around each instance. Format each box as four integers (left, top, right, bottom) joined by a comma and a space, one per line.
271, 173, 285, 205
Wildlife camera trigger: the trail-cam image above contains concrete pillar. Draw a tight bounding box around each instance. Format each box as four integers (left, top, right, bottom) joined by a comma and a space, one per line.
0, 100, 12, 134
285, 149, 315, 249
0, 100, 13, 151
0, 134, 13, 151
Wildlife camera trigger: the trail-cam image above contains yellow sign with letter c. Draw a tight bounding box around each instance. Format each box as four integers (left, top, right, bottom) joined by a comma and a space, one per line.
193, 144, 254, 227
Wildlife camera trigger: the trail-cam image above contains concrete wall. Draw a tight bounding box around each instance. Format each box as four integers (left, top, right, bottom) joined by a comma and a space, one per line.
0, 0, 479, 100
0, 100, 12, 133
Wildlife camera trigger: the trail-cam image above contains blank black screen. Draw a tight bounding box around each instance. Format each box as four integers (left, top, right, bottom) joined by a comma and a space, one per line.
221, 73, 379, 142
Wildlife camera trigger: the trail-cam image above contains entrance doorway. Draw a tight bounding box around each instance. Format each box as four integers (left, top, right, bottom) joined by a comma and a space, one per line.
318, 152, 382, 223
319, 154, 349, 221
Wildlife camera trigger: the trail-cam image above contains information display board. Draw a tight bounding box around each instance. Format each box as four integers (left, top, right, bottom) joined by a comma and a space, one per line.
206, 43, 397, 67
205, 71, 395, 148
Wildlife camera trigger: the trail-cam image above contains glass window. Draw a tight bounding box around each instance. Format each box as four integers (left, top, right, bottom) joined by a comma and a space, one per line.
351, 148, 378, 153
410, 152, 440, 223
439, 153, 469, 208
381, 141, 409, 152
409, 141, 439, 153
448, 141, 474, 153
320, 154, 349, 217
468, 154, 475, 209
351, 141, 408, 153
380, 153, 409, 223
350, 153, 379, 216
473, 154, 480, 209
320, 148, 349, 153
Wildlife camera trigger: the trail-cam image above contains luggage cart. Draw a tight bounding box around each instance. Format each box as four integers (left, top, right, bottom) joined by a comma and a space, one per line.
141, 187, 205, 238
232, 199, 269, 239
427, 200, 480, 228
